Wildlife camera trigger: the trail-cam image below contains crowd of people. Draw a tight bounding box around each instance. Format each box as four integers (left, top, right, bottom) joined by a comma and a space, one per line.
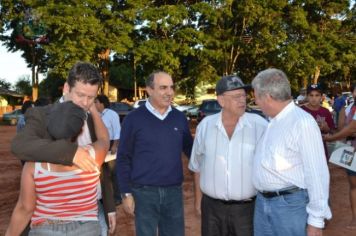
4, 61, 356, 236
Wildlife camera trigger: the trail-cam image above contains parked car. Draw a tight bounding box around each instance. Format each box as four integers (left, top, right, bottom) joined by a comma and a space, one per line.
185, 105, 199, 120
133, 99, 193, 113
2, 109, 22, 125
197, 99, 221, 122
197, 99, 266, 122
133, 99, 147, 109
110, 102, 133, 123
173, 103, 194, 113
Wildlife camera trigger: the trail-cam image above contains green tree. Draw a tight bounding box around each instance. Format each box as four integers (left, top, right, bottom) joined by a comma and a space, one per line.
0, 0, 134, 95
279, 0, 352, 90
14, 76, 32, 96
0, 79, 12, 90
38, 71, 65, 102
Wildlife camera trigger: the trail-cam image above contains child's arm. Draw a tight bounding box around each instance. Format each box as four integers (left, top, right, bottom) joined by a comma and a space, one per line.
89, 103, 110, 167
5, 162, 36, 236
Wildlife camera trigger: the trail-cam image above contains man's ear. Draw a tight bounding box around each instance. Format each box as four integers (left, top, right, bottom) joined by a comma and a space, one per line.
264, 94, 272, 102
63, 82, 70, 95
217, 95, 224, 108
146, 86, 152, 97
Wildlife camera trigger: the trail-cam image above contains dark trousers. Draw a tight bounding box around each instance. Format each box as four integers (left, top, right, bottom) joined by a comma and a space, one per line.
201, 194, 254, 236
103, 160, 121, 202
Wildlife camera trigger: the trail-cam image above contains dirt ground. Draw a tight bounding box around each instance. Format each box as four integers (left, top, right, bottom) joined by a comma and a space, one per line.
0, 124, 355, 236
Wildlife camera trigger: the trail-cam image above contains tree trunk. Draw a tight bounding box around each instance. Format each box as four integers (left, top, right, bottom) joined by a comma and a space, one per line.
31, 45, 38, 101
313, 65, 320, 84
98, 48, 111, 96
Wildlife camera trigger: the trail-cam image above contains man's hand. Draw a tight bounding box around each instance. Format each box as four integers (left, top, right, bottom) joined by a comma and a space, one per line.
322, 133, 332, 142
319, 120, 329, 133
107, 212, 117, 234
307, 224, 323, 236
73, 146, 98, 172
122, 195, 135, 216
110, 145, 117, 155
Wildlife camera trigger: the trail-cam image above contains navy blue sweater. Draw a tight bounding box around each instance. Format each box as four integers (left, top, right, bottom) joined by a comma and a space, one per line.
116, 105, 193, 193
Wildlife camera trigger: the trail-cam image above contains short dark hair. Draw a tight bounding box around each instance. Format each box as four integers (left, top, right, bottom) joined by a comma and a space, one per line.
67, 62, 103, 88
34, 97, 51, 107
21, 100, 33, 114
95, 94, 110, 108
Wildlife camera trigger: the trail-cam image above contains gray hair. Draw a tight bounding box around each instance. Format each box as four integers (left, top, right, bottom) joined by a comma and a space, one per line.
251, 68, 291, 101
146, 71, 172, 88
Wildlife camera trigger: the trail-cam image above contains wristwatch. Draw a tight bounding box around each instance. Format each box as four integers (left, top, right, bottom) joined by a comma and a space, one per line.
121, 193, 132, 199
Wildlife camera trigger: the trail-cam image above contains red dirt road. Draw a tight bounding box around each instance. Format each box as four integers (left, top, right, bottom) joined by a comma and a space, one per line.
0, 125, 354, 235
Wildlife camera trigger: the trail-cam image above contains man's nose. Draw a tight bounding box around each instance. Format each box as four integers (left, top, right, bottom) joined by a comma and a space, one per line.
82, 97, 90, 107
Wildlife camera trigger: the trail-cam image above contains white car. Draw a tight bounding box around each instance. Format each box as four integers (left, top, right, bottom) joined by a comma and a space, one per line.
133, 99, 192, 113
133, 99, 147, 109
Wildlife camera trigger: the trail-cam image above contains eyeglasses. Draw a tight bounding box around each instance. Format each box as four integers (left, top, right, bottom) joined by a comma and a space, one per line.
222, 94, 247, 100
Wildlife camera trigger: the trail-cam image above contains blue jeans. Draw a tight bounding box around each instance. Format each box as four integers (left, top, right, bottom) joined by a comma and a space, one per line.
254, 190, 308, 236
98, 200, 108, 236
29, 221, 100, 236
132, 185, 184, 236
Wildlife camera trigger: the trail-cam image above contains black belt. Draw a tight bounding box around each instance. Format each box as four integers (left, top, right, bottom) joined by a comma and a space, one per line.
205, 194, 256, 205
259, 187, 302, 199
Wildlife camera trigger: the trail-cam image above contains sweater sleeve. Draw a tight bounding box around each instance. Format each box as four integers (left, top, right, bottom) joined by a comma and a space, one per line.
116, 115, 134, 193
11, 107, 77, 165
182, 117, 193, 159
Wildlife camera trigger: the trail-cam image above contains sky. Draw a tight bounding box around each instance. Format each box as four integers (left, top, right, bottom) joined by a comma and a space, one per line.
0, 42, 32, 86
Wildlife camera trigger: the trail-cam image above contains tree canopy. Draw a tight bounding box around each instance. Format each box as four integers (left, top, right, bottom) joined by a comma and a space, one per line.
0, 0, 354, 101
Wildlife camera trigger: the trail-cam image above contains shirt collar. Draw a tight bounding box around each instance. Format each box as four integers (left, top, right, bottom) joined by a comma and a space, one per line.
270, 101, 295, 123
145, 99, 172, 120
214, 111, 252, 130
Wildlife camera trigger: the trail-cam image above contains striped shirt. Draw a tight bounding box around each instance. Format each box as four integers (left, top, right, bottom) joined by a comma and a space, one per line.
189, 112, 267, 200
253, 101, 332, 228
31, 147, 100, 225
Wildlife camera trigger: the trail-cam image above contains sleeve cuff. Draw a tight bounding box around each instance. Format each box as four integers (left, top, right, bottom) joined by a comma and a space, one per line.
108, 212, 116, 216
307, 216, 325, 229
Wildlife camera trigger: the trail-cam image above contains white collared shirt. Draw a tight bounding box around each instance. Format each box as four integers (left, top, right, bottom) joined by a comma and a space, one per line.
253, 101, 332, 228
101, 108, 121, 140
189, 112, 268, 201
145, 99, 172, 120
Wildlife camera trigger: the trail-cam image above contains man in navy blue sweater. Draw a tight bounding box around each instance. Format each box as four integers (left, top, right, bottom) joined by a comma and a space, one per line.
116, 71, 193, 236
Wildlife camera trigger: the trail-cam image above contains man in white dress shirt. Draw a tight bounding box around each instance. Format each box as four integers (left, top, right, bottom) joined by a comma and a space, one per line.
251, 68, 332, 236
189, 75, 268, 236
94, 94, 121, 235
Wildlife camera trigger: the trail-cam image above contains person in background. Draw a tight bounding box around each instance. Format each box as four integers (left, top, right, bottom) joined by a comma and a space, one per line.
333, 92, 347, 127
321, 94, 333, 112
189, 75, 267, 236
116, 71, 193, 236
296, 88, 307, 105
252, 68, 331, 236
34, 97, 51, 107
301, 84, 335, 159
94, 94, 120, 234
6, 101, 108, 236
324, 83, 356, 229
17, 100, 34, 133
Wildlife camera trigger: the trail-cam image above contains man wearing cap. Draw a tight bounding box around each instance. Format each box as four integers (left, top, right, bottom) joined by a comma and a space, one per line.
189, 75, 268, 236
251, 69, 331, 236
301, 84, 335, 159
